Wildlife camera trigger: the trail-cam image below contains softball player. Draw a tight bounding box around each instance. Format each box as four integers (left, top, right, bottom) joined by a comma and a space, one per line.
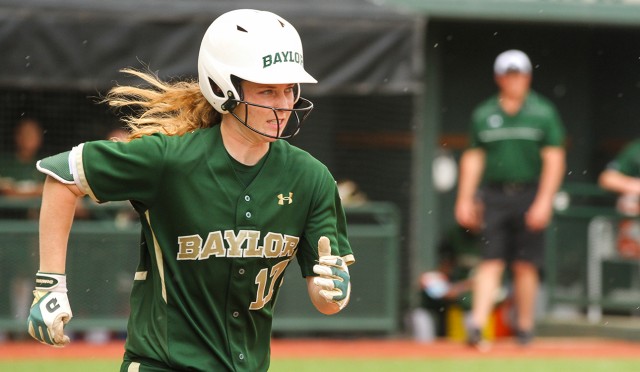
27, 9, 354, 371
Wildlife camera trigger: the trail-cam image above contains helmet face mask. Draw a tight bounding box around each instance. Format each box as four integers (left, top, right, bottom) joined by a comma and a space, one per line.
227, 96, 314, 140
198, 9, 317, 139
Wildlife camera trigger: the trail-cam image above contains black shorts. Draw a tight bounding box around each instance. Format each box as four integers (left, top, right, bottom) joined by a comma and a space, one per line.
479, 183, 544, 267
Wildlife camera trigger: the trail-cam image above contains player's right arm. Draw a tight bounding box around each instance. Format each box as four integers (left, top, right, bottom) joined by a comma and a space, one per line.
39, 176, 85, 273
455, 148, 485, 230
27, 174, 85, 346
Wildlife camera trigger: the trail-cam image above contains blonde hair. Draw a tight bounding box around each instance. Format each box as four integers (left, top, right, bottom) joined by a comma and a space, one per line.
104, 68, 220, 140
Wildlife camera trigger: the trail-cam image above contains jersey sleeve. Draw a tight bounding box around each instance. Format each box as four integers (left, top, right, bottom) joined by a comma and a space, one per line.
296, 168, 354, 277
37, 151, 74, 184
468, 99, 493, 149
74, 134, 166, 204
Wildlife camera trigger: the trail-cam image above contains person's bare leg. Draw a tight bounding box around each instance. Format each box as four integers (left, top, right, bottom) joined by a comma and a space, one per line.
511, 260, 538, 330
512, 260, 539, 344
470, 259, 505, 329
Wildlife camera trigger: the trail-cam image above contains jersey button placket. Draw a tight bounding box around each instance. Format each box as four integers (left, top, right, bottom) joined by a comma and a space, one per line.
244, 194, 252, 220
227, 255, 247, 370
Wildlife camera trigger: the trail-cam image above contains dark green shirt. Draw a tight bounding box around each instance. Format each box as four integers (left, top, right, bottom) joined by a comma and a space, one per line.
40, 125, 353, 371
606, 139, 640, 178
469, 91, 565, 183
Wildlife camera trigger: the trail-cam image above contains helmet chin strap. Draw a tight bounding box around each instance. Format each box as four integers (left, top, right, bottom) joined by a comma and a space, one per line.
227, 98, 313, 140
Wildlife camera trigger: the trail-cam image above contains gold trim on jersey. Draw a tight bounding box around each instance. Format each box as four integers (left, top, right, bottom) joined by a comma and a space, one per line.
72, 143, 99, 202
145, 210, 167, 303
134, 271, 148, 280
342, 254, 356, 266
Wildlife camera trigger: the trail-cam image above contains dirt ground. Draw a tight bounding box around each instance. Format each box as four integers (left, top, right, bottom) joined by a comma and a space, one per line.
1, 337, 639, 360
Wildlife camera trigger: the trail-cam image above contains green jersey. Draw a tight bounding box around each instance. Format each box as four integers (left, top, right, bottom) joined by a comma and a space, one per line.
606, 139, 640, 177
469, 91, 565, 183
39, 125, 353, 371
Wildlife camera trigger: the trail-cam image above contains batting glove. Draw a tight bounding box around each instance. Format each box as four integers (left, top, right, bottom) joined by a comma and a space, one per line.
313, 237, 351, 310
27, 272, 73, 347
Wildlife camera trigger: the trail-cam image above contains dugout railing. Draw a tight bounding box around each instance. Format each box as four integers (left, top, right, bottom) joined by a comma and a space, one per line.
0, 198, 400, 336
545, 183, 640, 323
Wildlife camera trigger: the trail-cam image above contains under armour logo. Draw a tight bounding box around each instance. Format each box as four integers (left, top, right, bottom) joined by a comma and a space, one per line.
277, 192, 293, 205
46, 298, 60, 313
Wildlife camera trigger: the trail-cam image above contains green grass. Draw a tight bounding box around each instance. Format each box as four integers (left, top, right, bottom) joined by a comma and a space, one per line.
1, 358, 639, 372
0, 360, 119, 372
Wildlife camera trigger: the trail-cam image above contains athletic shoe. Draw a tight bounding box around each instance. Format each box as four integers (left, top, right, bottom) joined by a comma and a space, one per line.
466, 328, 490, 352
516, 329, 534, 346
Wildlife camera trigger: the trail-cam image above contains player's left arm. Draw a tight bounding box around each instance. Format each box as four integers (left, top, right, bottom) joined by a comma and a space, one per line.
526, 146, 566, 231
307, 237, 351, 315
301, 167, 354, 314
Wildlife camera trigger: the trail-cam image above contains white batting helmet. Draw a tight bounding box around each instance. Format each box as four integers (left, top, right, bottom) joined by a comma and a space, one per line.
198, 9, 317, 114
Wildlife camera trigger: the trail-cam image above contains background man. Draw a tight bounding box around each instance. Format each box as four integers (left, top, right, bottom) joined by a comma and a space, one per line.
455, 49, 566, 348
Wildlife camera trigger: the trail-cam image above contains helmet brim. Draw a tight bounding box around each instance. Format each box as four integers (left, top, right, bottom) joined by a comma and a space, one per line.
234, 64, 317, 85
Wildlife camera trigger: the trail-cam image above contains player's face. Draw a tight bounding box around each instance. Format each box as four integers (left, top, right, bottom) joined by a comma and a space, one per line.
495, 72, 531, 99
237, 81, 297, 141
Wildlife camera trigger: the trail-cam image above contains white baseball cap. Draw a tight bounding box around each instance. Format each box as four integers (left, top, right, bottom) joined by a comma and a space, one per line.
494, 49, 532, 75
